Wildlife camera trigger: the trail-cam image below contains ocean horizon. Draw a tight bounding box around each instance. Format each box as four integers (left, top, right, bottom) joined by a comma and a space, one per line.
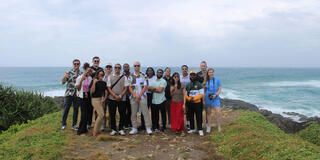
1, 67, 319, 119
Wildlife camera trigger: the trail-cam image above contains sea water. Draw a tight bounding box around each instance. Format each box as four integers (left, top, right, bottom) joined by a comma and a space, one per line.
0, 67, 319, 118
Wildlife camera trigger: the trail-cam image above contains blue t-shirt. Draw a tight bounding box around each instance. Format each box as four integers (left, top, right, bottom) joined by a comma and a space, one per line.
206, 78, 221, 95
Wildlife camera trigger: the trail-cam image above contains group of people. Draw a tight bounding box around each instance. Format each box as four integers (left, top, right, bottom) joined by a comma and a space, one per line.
61, 56, 222, 137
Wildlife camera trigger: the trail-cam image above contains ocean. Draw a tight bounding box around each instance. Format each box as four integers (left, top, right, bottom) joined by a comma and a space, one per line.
0, 67, 319, 118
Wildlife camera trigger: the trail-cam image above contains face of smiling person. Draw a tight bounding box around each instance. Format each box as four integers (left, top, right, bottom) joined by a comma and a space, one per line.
182, 67, 188, 76
134, 62, 141, 72
200, 62, 207, 72
156, 70, 163, 79
165, 69, 171, 77
114, 65, 121, 74
93, 58, 100, 67
98, 71, 104, 80
73, 61, 80, 70
123, 64, 130, 72
208, 69, 214, 79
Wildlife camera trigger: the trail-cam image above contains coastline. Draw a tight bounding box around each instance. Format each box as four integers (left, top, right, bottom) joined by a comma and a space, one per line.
52, 96, 320, 134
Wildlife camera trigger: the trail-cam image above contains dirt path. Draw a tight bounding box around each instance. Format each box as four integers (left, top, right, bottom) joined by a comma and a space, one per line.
62, 109, 240, 160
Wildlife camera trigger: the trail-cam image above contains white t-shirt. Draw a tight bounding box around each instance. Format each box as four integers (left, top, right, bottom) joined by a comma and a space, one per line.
180, 75, 190, 86
75, 74, 93, 98
146, 76, 156, 93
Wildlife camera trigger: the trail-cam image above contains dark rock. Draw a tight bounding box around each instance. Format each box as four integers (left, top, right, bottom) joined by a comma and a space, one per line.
221, 99, 259, 112
53, 96, 64, 108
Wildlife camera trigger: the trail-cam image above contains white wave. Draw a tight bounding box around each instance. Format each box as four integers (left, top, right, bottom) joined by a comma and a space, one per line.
220, 89, 242, 100
43, 89, 65, 97
265, 80, 320, 88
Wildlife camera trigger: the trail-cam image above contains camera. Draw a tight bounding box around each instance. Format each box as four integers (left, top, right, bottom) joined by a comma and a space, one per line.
209, 94, 214, 100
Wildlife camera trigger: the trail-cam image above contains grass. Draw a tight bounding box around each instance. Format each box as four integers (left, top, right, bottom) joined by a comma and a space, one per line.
298, 122, 320, 146
211, 111, 320, 160
0, 111, 66, 160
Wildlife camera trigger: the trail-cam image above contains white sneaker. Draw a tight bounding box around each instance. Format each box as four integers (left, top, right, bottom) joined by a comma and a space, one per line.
110, 130, 117, 136
100, 126, 105, 132
61, 125, 66, 130
119, 130, 126, 136
199, 130, 204, 136
129, 128, 138, 135
206, 126, 211, 133
154, 129, 159, 133
218, 126, 222, 132
187, 129, 196, 134
146, 128, 153, 135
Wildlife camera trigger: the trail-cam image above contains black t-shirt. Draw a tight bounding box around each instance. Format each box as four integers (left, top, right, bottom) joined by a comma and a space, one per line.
196, 71, 205, 84
90, 80, 107, 98
90, 66, 103, 78
163, 76, 172, 100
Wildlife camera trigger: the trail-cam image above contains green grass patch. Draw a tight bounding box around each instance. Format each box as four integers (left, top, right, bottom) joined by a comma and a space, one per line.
0, 111, 67, 160
298, 122, 320, 146
211, 111, 320, 160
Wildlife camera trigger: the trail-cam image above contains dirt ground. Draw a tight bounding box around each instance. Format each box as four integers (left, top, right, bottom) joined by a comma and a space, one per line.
62, 109, 240, 160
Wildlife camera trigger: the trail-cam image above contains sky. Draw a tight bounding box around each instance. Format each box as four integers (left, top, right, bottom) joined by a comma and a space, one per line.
0, 0, 319, 67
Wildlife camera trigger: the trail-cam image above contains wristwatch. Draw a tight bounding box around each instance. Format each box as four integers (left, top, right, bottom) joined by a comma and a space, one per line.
119, 95, 122, 99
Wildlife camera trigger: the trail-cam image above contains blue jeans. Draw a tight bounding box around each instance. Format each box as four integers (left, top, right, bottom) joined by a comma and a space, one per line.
62, 96, 80, 126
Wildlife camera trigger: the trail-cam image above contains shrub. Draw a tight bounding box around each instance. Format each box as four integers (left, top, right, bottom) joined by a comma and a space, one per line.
0, 84, 60, 132
298, 123, 320, 146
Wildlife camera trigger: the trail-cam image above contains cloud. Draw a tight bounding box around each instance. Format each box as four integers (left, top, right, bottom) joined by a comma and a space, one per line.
0, 0, 319, 67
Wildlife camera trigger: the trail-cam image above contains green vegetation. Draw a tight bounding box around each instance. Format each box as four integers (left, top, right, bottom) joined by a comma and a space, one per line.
0, 111, 66, 160
298, 122, 320, 146
0, 84, 59, 132
211, 111, 320, 160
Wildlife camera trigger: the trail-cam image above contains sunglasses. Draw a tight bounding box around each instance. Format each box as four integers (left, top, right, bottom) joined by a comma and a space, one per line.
73, 63, 80, 66
134, 65, 140, 67
106, 65, 112, 68
94, 60, 100, 63
115, 67, 121, 69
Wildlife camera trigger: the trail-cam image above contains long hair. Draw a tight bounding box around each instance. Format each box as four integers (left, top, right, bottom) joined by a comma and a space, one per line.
205, 68, 215, 87
171, 72, 181, 89
146, 67, 155, 77
95, 69, 105, 79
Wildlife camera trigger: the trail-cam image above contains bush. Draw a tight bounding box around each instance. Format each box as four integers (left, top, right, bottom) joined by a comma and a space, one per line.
0, 84, 60, 132
298, 123, 320, 146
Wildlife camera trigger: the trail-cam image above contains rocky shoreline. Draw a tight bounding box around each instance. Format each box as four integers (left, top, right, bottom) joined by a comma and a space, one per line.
53, 96, 320, 134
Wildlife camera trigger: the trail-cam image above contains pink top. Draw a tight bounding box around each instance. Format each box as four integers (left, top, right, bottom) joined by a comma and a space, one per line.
83, 77, 90, 92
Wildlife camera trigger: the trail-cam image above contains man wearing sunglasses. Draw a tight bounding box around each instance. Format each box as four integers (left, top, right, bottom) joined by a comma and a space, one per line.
88, 56, 103, 129
61, 59, 82, 131
107, 63, 128, 136
128, 62, 152, 135
90, 56, 103, 77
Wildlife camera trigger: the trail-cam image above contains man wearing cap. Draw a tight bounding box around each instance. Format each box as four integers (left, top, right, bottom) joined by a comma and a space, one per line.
185, 70, 205, 136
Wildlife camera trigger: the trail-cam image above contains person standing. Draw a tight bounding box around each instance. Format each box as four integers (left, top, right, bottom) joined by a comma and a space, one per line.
75, 63, 93, 135
180, 65, 191, 129
90, 69, 108, 137
88, 56, 103, 129
139, 67, 156, 130
123, 63, 132, 129
101, 62, 113, 131
61, 59, 82, 130
148, 69, 167, 132
163, 67, 172, 127
128, 62, 152, 135
107, 63, 129, 136
204, 68, 222, 133
170, 72, 186, 136
186, 71, 204, 136
196, 61, 207, 84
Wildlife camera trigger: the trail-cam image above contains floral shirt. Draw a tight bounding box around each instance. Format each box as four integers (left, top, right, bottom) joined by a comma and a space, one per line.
128, 72, 148, 99
64, 69, 82, 97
